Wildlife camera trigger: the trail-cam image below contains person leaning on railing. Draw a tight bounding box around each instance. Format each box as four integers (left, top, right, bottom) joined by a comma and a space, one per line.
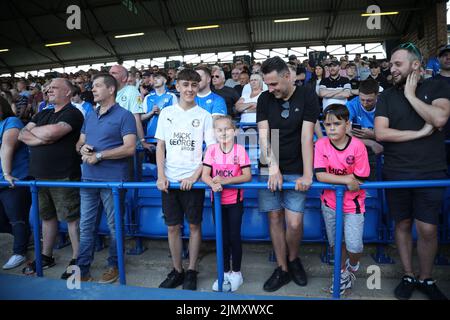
0, 96, 32, 271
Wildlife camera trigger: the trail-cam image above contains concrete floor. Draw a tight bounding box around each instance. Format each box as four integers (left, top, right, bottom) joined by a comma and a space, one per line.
0, 233, 449, 300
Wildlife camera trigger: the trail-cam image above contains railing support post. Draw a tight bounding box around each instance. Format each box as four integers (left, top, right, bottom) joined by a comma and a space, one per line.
30, 183, 43, 277
112, 187, 126, 285
332, 186, 345, 299
214, 191, 224, 292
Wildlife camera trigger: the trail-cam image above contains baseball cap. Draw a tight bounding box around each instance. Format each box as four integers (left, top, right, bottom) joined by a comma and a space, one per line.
29, 83, 41, 90
328, 58, 340, 66
154, 71, 168, 81
438, 44, 450, 57
142, 70, 152, 77
288, 54, 297, 61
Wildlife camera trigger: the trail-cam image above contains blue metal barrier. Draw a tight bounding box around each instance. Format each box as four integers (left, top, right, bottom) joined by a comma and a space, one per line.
1, 178, 449, 300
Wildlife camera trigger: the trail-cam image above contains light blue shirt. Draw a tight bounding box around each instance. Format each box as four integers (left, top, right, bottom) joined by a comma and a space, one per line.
195, 91, 227, 116
116, 85, 144, 114
346, 98, 376, 129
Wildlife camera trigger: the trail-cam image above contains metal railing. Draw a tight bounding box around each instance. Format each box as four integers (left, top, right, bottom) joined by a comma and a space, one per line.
1, 178, 449, 299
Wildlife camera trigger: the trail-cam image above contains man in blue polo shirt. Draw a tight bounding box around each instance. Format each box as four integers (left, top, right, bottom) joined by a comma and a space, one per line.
75, 73, 137, 283
194, 66, 227, 116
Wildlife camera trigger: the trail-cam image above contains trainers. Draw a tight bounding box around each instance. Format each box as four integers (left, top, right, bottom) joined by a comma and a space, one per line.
22, 254, 55, 275
159, 268, 185, 288
394, 275, 417, 300
3, 254, 26, 270
417, 278, 448, 300
81, 275, 94, 282
345, 258, 360, 273
263, 266, 291, 292
330, 269, 356, 295
183, 269, 198, 291
288, 257, 307, 286
98, 267, 119, 284
60, 259, 77, 280
228, 271, 244, 292
212, 272, 231, 292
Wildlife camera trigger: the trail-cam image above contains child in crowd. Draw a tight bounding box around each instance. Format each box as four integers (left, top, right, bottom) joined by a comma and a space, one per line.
202, 115, 252, 292
313, 103, 370, 295
155, 68, 215, 291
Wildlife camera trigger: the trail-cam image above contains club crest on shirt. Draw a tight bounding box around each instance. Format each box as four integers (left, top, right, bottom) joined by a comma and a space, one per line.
346, 155, 355, 165
121, 96, 127, 102
192, 119, 200, 127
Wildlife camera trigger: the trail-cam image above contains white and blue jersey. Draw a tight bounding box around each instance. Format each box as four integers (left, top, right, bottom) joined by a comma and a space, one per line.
195, 91, 227, 116
72, 101, 93, 119
144, 90, 178, 137
346, 98, 376, 129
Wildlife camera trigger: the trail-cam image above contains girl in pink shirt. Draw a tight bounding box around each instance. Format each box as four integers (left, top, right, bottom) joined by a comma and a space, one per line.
202, 115, 251, 292
314, 104, 370, 295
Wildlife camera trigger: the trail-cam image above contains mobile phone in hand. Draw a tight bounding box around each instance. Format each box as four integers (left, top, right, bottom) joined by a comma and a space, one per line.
352, 123, 362, 130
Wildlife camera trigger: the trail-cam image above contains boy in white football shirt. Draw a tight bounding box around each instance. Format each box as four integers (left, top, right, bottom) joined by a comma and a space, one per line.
155, 68, 215, 290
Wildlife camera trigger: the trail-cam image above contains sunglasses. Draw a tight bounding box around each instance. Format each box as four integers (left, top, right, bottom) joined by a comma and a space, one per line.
399, 42, 423, 62
75, 81, 84, 84
281, 101, 290, 119
212, 75, 220, 78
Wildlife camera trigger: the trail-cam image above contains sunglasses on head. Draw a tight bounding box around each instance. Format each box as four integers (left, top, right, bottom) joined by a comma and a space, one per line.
399, 42, 423, 62
281, 101, 290, 119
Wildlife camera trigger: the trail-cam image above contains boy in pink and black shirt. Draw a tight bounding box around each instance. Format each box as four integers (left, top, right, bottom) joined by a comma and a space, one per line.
314, 103, 370, 295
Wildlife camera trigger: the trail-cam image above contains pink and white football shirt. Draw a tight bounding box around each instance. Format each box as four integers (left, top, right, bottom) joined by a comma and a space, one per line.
203, 143, 250, 205
314, 136, 370, 213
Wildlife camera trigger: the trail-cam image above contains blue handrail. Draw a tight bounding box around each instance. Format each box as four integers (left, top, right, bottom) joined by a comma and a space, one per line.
1, 178, 449, 299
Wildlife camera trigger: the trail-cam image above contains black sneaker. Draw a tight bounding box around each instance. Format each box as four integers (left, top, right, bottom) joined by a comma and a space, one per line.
183, 269, 198, 291
394, 275, 417, 300
263, 266, 291, 292
417, 278, 448, 300
22, 254, 56, 275
159, 268, 185, 288
288, 257, 307, 286
60, 259, 77, 280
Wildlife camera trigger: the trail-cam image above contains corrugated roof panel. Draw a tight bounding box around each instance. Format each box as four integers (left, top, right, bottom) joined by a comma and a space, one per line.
166, 0, 242, 23
177, 24, 247, 50
113, 31, 178, 55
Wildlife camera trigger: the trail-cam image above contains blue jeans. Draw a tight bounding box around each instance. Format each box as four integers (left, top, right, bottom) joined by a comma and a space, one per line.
77, 186, 125, 277
0, 187, 31, 255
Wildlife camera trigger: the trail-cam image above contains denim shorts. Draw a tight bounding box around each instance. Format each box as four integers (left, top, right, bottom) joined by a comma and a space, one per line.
321, 203, 364, 254
258, 174, 307, 214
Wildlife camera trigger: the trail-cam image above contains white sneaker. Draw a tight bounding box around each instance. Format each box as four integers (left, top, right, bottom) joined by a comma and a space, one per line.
212, 272, 231, 292
3, 254, 26, 270
345, 258, 360, 273
329, 269, 356, 295
228, 271, 243, 292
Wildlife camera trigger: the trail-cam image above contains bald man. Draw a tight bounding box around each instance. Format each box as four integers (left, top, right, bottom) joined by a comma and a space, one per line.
109, 65, 151, 152
19, 78, 84, 279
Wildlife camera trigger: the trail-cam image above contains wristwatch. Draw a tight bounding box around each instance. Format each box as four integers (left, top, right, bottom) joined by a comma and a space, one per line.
95, 152, 103, 162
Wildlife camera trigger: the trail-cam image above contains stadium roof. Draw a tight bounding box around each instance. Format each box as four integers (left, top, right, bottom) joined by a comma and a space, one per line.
0, 0, 438, 73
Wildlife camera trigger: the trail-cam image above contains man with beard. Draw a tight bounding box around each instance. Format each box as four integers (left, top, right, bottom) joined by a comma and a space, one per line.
434, 45, 450, 164
374, 43, 450, 300
319, 58, 352, 110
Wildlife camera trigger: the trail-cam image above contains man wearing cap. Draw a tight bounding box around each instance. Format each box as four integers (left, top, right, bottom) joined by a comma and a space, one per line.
434, 44, 450, 165
425, 44, 446, 78
319, 58, 352, 109
368, 61, 390, 90
288, 55, 299, 66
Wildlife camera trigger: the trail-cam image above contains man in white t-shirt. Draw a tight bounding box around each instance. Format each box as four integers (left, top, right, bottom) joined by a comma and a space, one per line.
109, 65, 151, 151
155, 68, 215, 291
319, 59, 352, 109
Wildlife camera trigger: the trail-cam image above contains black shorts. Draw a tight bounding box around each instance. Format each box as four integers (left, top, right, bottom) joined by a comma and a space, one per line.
383, 170, 448, 225
161, 189, 205, 226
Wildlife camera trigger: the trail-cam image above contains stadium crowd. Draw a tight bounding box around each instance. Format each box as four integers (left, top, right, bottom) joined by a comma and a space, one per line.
0, 42, 449, 300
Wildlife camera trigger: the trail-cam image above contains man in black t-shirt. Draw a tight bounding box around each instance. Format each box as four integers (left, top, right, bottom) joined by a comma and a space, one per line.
374, 44, 450, 300
18, 78, 84, 279
257, 56, 320, 292
435, 44, 450, 165
212, 68, 240, 119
